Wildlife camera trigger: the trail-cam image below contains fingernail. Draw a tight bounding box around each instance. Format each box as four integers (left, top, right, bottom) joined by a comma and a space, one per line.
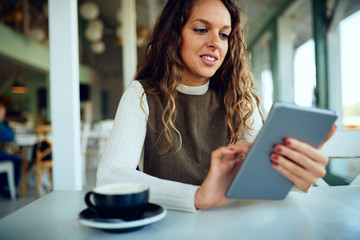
271, 153, 279, 161
275, 146, 282, 153
271, 161, 279, 167
229, 148, 235, 151
284, 138, 291, 146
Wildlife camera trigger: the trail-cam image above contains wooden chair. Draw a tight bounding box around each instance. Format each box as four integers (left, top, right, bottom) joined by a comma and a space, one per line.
21, 125, 53, 198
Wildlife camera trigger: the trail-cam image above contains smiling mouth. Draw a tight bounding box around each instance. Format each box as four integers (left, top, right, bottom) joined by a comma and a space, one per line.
201, 56, 216, 62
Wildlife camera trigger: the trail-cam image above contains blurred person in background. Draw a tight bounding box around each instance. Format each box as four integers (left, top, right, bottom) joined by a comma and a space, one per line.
0, 102, 22, 195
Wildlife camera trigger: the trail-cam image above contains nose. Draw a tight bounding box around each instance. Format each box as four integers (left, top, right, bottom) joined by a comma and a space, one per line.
206, 32, 221, 49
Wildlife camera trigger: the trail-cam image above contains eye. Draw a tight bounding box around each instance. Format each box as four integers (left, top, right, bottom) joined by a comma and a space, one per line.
194, 28, 208, 34
219, 32, 229, 40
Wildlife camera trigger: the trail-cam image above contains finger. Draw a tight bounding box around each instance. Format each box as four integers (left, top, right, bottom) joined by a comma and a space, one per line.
227, 141, 252, 159
211, 147, 240, 168
282, 138, 328, 165
235, 141, 252, 153
319, 124, 337, 149
272, 162, 311, 192
271, 155, 319, 187
234, 140, 252, 147
211, 147, 234, 161
209, 147, 242, 180
273, 144, 327, 178
227, 141, 252, 150
272, 153, 322, 183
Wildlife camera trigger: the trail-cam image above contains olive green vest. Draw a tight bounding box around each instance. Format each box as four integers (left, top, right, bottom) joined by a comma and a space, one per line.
139, 80, 228, 185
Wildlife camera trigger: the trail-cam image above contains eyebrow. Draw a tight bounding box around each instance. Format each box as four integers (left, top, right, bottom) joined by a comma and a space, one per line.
192, 18, 231, 30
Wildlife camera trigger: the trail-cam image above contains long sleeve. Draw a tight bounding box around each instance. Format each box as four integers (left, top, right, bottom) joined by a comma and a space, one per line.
242, 104, 263, 142
97, 81, 199, 212
0, 122, 15, 142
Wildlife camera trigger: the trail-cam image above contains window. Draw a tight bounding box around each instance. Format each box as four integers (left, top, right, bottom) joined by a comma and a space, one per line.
293, 40, 316, 107
251, 32, 273, 117
340, 10, 360, 129
261, 70, 273, 114
326, 9, 360, 185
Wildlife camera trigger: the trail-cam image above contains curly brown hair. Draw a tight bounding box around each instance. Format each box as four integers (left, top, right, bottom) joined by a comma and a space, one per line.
135, 0, 263, 153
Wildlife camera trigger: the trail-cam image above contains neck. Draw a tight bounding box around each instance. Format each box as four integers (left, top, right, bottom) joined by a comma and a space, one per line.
180, 73, 209, 86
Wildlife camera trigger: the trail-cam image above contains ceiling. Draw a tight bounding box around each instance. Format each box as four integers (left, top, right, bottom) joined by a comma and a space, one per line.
83, 0, 291, 46
239, 0, 290, 43
0, 0, 294, 78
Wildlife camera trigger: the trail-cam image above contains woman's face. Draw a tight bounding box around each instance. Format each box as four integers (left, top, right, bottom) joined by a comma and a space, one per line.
180, 0, 231, 86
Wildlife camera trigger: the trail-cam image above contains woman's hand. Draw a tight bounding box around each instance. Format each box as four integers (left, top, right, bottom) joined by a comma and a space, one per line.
271, 125, 337, 192
195, 141, 251, 210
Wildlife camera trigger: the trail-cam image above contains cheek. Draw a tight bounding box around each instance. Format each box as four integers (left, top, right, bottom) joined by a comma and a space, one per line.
181, 39, 193, 54
222, 44, 229, 58
180, 40, 195, 62
180, 35, 189, 60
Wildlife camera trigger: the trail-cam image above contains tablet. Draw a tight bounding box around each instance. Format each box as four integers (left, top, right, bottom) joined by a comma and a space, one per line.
225, 102, 337, 200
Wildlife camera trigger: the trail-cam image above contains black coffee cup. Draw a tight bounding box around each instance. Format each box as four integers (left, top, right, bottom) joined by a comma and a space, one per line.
84, 183, 149, 220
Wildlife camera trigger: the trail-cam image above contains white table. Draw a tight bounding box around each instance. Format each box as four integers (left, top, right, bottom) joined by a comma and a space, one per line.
13, 134, 37, 162
0, 186, 359, 240
14, 134, 37, 147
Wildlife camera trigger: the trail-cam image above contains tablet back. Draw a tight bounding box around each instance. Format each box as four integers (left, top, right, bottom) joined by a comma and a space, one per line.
226, 102, 337, 200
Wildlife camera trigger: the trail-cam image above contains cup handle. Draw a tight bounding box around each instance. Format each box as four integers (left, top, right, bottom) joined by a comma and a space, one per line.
84, 191, 97, 213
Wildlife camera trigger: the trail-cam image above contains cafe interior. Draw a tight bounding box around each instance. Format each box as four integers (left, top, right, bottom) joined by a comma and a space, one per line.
0, 0, 359, 238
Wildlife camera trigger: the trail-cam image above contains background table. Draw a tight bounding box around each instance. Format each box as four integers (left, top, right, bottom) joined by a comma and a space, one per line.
15, 134, 37, 146
0, 186, 359, 240
14, 134, 37, 162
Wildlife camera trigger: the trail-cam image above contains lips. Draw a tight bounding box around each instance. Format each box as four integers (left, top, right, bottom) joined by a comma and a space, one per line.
200, 54, 218, 61
200, 54, 218, 66
201, 55, 216, 61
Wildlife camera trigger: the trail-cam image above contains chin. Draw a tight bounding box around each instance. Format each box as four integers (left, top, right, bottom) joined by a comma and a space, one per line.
202, 72, 217, 79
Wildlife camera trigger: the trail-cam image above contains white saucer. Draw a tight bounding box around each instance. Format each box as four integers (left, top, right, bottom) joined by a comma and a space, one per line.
78, 203, 167, 232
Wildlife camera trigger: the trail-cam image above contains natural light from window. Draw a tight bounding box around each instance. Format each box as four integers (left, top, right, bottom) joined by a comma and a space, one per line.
261, 70, 273, 116
293, 40, 316, 107
340, 10, 360, 129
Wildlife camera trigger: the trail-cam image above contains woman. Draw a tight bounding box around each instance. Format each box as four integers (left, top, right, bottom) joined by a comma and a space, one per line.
97, 0, 335, 212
